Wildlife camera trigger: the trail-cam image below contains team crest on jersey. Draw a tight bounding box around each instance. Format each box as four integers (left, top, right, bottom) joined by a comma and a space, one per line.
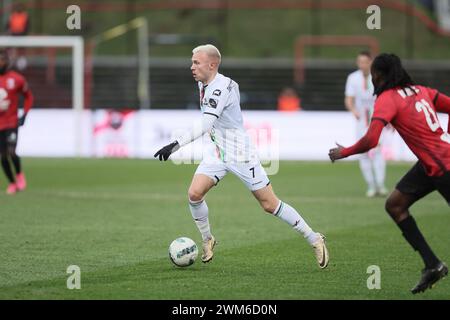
6, 78, 15, 90
213, 89, 221, 96
209, 98, 218, 108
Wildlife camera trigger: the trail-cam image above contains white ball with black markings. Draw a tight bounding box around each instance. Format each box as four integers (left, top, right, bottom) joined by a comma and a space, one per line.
169, 237, 198, 267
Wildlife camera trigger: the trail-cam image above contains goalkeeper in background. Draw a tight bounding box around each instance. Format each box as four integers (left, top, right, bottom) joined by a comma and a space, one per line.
0, 49, 33, 194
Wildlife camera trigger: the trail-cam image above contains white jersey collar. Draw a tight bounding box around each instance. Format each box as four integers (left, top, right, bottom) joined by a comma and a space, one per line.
202, 72, 221, 89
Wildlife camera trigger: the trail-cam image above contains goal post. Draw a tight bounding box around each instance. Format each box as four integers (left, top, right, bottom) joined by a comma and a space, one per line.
0, 36, 84, 156
294, 35, 379, 85
0, 36, 84, 112
89, 17, 149, 109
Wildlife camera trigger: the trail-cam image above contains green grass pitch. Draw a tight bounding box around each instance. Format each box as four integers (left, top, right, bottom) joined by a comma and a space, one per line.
0, 158, 449, 299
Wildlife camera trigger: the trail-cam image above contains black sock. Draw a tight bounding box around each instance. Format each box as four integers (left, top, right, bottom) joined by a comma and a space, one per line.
11, 154, 21, 174
397, 215, 440, 269
1, 156, 15, 183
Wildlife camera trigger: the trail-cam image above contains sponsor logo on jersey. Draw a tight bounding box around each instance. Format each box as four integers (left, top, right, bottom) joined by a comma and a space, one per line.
213, 89, 221, 96
209, 98, 218, 108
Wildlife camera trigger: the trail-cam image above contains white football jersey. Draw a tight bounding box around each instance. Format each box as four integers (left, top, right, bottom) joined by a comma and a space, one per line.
198, 73, 258, 163
345, 70, 376, 131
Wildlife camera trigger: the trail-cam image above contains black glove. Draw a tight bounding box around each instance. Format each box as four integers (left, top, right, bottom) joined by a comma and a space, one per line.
154, 141, 180, 161
18, 114, 26, 126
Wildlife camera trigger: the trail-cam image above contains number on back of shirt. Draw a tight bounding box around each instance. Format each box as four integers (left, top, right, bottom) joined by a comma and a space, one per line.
415, 98, 450, 144
416, 99, 439, 132
0, 88, 10, 111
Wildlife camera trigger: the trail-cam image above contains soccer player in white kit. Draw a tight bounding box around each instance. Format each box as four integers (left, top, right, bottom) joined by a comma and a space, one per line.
154, 44, 329, 268
345, 51, 387, 197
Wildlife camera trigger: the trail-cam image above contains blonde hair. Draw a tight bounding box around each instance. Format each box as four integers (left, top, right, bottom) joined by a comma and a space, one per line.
192, 44, 221, 65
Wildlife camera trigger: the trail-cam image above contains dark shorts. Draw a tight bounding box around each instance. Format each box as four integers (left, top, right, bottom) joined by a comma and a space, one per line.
0, 128, 18, 153
396, 161, 450, 205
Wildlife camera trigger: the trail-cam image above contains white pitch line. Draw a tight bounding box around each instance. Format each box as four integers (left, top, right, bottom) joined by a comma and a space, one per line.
32, 190, 445, 206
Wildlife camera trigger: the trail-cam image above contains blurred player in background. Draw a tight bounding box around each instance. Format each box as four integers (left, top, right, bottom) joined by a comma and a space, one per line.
345, 51, 387, 197
277, 87, 302, 112
5, 3, 30, 36
155, 44, 329, 269
0, 49, 33, 194
330, 53, 449, 294
5, 3, 30, 71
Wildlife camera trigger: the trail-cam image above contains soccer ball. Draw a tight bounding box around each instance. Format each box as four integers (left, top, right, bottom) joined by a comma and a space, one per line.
169, 237, 198, 267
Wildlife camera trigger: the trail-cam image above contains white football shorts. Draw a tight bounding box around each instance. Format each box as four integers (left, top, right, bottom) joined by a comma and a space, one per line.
195, 156, 271, 191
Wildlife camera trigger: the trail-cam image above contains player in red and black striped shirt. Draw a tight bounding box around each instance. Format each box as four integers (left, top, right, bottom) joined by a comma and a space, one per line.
0, 49, 33, 195
329, 53, 449, 294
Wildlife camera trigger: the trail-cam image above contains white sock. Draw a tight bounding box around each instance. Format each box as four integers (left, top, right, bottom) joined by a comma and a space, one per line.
273, 200, 319, 245
189, 199, 212, 241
